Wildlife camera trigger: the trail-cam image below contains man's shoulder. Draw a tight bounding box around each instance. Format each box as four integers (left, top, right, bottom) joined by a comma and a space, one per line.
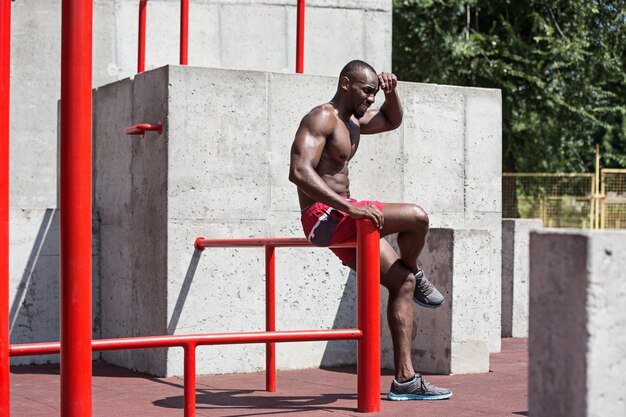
300, 103, 338, 133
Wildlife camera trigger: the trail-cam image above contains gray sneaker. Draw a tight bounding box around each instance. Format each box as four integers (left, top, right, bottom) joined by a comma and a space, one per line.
413, 269, 444, 308
387, 374, 452, 401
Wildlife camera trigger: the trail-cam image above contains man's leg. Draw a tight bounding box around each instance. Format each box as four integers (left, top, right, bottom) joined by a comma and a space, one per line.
346, 239, 452, 399
379, 203, 428, 272
380, 203, 444, 308
348, 239, 416, 381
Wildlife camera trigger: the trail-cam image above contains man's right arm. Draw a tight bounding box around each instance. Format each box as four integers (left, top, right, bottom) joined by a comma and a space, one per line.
289, 109, 384, 229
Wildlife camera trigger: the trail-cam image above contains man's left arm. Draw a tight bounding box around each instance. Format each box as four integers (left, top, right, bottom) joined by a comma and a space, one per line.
359, 72, 403, 135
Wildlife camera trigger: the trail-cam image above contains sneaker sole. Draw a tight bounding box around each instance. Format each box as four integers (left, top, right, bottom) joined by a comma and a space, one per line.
387, 392, 453, 401
413, 297, 445, 309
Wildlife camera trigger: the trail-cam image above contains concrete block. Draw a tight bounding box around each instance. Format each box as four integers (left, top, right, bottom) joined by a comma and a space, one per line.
465, 212, 502, 353
401, 83, 466, 215
167, 66, 270, 221
501, 219, 542, 337
381, 228, 491, 375
529, 229, 626, 417
221, 4, 289, 72
9, 209, 101, 365
91, 66, 501, 377
464, 88, 502, 213
10, 2, 61, 208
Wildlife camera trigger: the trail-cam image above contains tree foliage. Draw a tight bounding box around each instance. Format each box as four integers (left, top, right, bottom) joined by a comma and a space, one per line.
393, 0, 626, 172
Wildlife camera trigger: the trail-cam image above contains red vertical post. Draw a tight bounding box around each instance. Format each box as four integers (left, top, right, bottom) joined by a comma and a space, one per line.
138, 0, 147, 73
356, 219, 381, 412
183, 344, 197, 417
0, 0, 12, 415
180, 0, 189, 65
60, 0, 93, 415
265, 245, 276, 392
295, 0, 305, 73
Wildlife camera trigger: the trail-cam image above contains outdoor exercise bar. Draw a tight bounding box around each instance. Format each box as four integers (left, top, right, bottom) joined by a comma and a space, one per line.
10, 222, 381, 416
136, 0, 306, 73
0, 0, 11, 414
296, 0, 305, 73
60, 0, 94, 415
138, 0, 147, 72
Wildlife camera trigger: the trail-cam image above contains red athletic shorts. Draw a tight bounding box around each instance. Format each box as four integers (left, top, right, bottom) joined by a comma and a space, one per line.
300, 197, 384, 265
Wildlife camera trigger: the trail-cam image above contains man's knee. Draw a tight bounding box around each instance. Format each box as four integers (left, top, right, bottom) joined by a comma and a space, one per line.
407, 204, 429, 229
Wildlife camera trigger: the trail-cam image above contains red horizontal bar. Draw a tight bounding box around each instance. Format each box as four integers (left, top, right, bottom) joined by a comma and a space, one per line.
194, 237, 356, 251
124, 123, 162, 136
9, 328, 362, 357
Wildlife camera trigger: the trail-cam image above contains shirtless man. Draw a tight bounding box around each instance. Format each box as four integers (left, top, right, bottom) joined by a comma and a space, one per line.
289, 60, 452, 400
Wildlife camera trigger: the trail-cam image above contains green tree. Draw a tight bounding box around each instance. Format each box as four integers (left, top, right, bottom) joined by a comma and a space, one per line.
392, 0, 626, 173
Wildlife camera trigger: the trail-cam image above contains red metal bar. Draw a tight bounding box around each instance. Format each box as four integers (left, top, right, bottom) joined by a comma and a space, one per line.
180, 0, 189, 65
124, 123, 163, 136
9, 329, 363, 357
0, 0, 11, 414
356, 219, 381, 412
296, 0, 305, 73
183, 343, 196, 417
265, 246, 276, 392
138, 0, 147, 73
194, 237, 356, 250
60, 0, 93, 414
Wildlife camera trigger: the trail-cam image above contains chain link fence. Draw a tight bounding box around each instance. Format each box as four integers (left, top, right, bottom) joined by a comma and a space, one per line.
503, 169, 626, 229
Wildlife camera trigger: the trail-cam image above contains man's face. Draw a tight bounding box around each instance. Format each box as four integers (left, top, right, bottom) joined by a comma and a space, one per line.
349, 70, 379, 118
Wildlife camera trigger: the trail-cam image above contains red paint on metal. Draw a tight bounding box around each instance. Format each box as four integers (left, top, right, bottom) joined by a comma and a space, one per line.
9, 229, 380, 414
265, 246, 276, 392
180, 0, 189, 65
296, 0, 305, 73
9, 329, 363, 357
138, 0, 147, 73
124, 123, 163, 136
356, 219, 381, 412
183, 344, 196, 417
60, 0, 93, 414
1, 0, 11, 414
194, 237, 356, 249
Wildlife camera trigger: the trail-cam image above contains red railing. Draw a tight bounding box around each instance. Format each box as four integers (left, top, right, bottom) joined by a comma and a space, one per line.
296, 0, 305, 73
9, 223, 381, 415
60, 0, 94, 415
137, 0, 306, 73
0, 1, 11, 415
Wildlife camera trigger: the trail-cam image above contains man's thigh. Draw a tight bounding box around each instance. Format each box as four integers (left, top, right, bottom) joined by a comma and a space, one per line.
381, 202, 428, 237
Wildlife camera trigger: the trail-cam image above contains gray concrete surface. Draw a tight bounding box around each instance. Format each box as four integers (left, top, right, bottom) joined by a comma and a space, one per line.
381, 229, 492, 375
9, 0, 391, 208
501, 218, 542, 338
8, 208, 101, 365
91, 65, 501, 376
529, 229, 626, 417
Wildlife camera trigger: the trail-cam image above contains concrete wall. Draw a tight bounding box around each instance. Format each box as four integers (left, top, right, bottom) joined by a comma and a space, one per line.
8, 0, 392, 366
93, 65, 501, 376
381, 229, 492, 375
501, 218, 542, 338
9, 0, 391, 208
8, 209, 101, 365
529, 229, 626, 417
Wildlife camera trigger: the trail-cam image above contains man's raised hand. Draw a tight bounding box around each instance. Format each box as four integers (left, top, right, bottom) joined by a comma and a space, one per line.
378, 72, 397, 95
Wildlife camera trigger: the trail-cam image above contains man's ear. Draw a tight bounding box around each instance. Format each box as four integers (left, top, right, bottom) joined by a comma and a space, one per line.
340, 75, 350, 91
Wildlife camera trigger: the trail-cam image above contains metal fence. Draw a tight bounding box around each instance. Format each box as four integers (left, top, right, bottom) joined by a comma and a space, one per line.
502, 169, 626, 229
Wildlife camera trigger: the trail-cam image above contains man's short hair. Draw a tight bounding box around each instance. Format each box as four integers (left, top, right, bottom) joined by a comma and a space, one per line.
339, 60, 377, 79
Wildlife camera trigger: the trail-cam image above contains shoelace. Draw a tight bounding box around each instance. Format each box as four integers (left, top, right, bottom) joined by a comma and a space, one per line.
416, 272, 434, 296
419, 376, 441, 395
